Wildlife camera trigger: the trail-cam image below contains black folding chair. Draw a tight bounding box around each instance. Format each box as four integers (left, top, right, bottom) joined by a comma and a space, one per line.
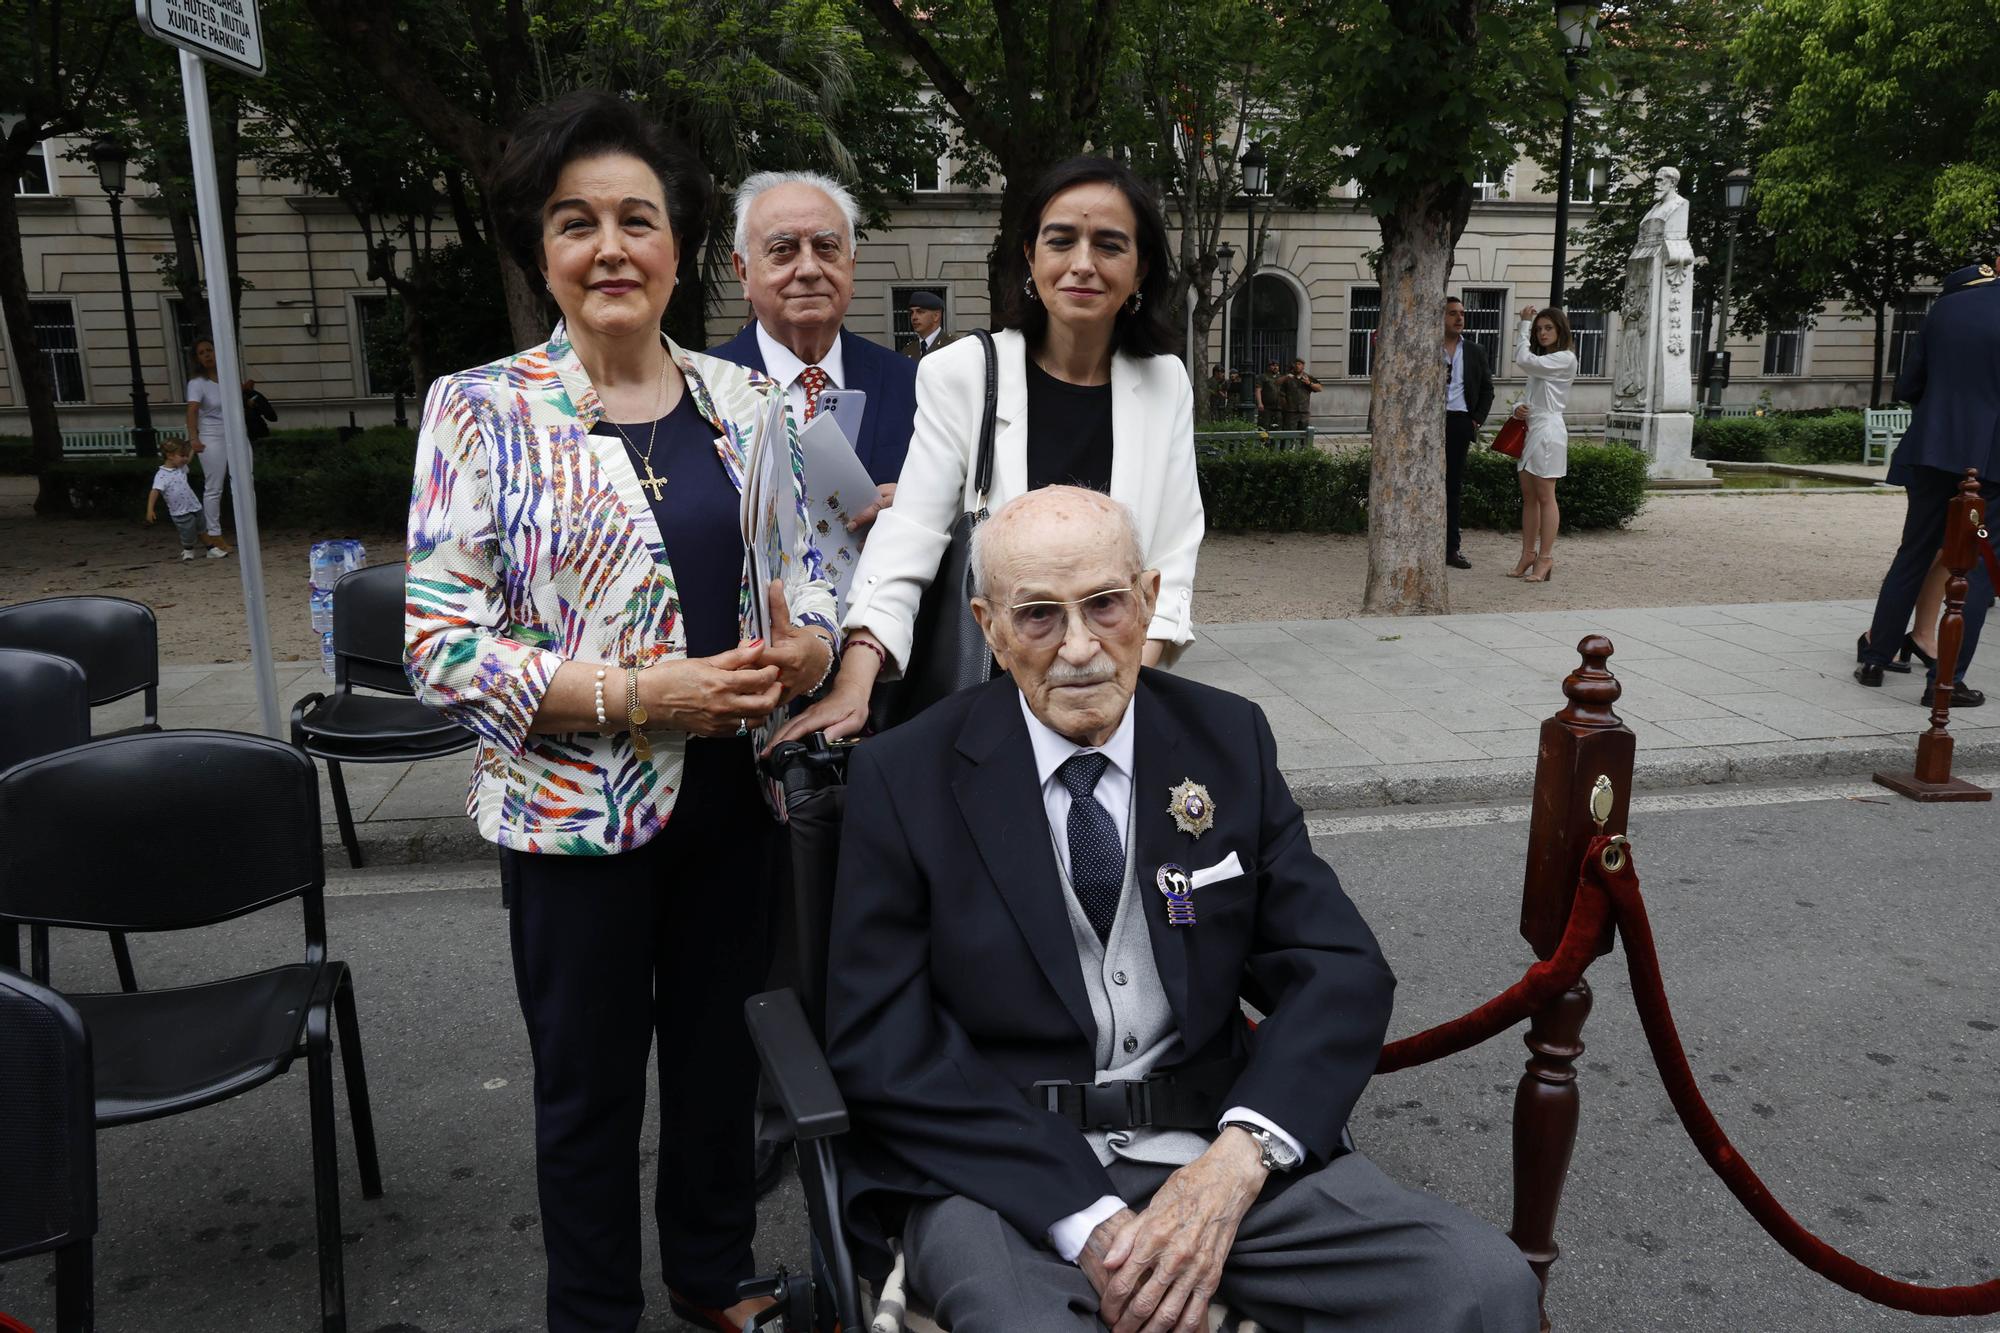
0, 595, 162, 737
0, 966, 97, 1333
291, 563, 475, 868
0, 647, 138, 993
0, 730, 383, 1333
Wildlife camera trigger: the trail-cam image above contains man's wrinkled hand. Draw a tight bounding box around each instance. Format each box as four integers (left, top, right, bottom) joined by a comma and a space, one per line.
1078, 1206, 1140, 1296
1094, 1129, 1268, 1332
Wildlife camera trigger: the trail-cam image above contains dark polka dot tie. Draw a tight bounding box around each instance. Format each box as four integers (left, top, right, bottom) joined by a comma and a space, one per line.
1057, 752, 1121, 945
798, 366, 830, 422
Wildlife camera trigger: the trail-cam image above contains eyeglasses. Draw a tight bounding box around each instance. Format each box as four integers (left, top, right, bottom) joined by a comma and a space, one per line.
995, 586, 1141, 645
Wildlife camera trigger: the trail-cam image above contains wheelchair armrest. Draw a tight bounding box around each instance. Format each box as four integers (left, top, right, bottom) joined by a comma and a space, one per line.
745, 987, 849, 1140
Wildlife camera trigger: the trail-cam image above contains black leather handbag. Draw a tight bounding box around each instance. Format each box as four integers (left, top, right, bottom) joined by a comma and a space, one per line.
870, 328, 998, 730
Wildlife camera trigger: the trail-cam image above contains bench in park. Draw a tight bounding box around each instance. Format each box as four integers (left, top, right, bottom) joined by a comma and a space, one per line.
1864, 407, 1911, 468
57, 426, 191, 459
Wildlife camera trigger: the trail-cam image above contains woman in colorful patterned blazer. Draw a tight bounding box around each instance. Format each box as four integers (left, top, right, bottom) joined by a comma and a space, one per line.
403, 92, 835, 1333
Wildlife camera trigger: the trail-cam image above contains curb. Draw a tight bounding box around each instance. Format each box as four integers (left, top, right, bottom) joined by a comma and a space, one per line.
332, 730, 2000, 866
1284, 730, 2000, 813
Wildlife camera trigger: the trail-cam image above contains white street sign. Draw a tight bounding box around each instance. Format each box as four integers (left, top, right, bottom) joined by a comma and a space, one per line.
136, 0, 267, 79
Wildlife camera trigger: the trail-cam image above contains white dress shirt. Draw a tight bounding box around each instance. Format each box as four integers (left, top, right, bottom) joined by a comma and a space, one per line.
1444, 339, 1468, 413
1018, 695, 1304, 1264
755, 321, 846, 424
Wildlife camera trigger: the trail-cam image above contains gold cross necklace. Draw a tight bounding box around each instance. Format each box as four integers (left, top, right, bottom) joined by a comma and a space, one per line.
608, 352, 672, 501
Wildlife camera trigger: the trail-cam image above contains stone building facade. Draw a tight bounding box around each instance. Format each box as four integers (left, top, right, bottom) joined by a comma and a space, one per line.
4, 133, 1939, 437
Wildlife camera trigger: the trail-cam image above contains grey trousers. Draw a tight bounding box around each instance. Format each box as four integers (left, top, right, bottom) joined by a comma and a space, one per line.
904, 1152, 1541, 1333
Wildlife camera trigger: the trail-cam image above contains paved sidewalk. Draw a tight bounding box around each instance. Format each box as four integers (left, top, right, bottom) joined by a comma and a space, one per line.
95, 598, 1998, 864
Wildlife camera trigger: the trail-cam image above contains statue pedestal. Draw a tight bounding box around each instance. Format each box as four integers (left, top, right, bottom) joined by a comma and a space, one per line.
1605, 411, 1713, 482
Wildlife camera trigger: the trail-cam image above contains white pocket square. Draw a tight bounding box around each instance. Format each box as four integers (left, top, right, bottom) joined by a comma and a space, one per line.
1189, 852, 1244, 890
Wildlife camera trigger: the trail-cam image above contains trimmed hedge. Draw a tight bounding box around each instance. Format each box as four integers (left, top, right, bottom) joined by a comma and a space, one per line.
1198, 441, 1648, 534
35, 425, 1650, 537
1691, 411, 1864, 465
41, 427, 420, 529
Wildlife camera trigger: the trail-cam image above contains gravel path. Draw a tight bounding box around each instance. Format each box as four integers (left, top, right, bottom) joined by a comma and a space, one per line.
0, 477, 1908, 665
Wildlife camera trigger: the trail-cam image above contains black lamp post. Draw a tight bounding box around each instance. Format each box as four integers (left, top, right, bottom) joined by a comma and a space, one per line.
1216, 241, 1236, 391
89, 137, 155, 458
1549, 2, 1600, 310
1704, 167, 1753, 416
1239, 140, 1269, 413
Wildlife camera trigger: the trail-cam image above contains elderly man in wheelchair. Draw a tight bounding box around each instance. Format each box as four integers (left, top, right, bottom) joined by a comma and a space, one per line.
748, 486, 1539, 1332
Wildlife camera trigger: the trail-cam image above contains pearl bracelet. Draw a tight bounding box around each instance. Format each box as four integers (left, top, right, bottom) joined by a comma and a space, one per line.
592, 666, 608, 728
806, 631, 838, 696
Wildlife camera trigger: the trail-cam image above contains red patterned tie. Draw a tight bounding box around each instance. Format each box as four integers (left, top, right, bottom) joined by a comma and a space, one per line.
798, 366, 830, 422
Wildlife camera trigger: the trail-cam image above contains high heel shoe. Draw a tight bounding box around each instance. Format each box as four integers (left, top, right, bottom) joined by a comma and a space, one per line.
1523, 557, 1555, 583
1898, 633, 1936, 672
1507, 554, 1537, 578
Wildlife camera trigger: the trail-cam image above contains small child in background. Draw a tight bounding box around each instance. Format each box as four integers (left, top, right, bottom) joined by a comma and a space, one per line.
146, 439, 224, 561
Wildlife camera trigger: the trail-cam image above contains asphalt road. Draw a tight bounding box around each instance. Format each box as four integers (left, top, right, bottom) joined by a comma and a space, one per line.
3, 776, 1995, 1333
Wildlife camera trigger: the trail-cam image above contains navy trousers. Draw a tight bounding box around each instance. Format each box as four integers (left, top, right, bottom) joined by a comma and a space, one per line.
504, 736, 779, 1332
1863, 467, 2000, 682
1444, 410, 1478, 557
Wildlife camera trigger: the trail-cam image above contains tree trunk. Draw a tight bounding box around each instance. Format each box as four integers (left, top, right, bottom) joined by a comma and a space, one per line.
0, 187, 70, 513
213, 87, 244, 310
501, 256, 548, 350
1869, 298, 1887, 409
166, 199, 203, 317
1364, 188, 1456, 615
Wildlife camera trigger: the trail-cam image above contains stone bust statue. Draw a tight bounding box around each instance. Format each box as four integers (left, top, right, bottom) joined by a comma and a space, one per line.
1634, 167, 1694, 266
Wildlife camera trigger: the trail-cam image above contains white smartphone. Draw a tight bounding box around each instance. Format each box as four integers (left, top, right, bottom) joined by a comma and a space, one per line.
815, 389, 867, 447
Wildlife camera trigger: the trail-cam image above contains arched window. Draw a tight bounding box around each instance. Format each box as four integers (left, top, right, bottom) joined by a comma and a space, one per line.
1227, 273, 1299, 372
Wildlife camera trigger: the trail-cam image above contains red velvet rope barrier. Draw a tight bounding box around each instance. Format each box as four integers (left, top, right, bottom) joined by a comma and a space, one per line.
1581, 838, 2000, 1317
1380, 834, 2000, 1316
1374, 879, 1605, 1074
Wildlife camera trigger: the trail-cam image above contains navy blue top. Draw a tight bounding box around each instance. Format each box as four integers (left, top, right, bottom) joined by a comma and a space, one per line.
595, 394, 744, 658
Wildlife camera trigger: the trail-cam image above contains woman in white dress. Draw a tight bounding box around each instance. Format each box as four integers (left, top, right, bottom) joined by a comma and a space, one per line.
1508, 305, 1577, 583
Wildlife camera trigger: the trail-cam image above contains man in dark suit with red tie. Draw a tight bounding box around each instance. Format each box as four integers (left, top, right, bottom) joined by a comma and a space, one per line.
706, 170, 918, 515
824, 486, 1540, 1330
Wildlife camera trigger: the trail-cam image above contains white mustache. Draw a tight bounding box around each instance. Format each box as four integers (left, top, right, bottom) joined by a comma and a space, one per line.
1046, 656, 1117, 686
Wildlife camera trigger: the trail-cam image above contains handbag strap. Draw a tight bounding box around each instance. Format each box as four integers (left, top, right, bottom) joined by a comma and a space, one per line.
970, 328, 997, 507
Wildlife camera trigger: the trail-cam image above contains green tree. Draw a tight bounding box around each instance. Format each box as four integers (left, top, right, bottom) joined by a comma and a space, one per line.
574, 0, 940, 348
1278, 0, 1563, 613
1103, 0, 1330, 421
854, 0, 1122, 313
1528, 0, 1822, 374
2, 0, 133, 510
1736, 0, 1998, 404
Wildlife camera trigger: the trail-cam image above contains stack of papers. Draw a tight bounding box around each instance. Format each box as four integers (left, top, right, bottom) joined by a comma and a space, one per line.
794, 406, 880, 619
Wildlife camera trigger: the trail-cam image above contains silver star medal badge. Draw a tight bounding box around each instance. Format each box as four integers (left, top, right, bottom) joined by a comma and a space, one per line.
1167, 778, 1215, 839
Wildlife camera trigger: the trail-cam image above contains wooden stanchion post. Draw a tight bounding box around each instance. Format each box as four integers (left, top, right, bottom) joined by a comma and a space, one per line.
1508, 635, 1634, 1331
1875, 469, 1993, 803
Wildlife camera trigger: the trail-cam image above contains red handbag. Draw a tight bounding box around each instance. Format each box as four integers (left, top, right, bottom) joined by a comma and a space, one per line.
1489, 415, 1526, 459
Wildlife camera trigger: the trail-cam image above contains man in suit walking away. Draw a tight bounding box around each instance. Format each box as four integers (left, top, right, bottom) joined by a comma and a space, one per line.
1857, 256, 2000, 706
900, 290, 958, 362
707, 170, 919, 524
1443, 295, 1495, 570
825, 485, 1542, 1331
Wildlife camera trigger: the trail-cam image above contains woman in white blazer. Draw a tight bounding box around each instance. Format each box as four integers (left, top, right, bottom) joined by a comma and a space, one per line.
779, 155, 1205, 741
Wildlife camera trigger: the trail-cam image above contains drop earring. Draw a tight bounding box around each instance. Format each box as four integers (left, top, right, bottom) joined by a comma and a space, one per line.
1023, 277, 1040, 302
1125, 291, 1145, 314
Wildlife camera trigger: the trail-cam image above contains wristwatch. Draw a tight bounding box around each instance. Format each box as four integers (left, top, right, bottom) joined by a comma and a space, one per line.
1221, 1121, 1301, 1173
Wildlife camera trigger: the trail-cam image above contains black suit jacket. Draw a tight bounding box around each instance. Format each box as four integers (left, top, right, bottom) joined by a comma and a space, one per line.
824, 671, 1395, 1267
1890, 278, 2000, 485
703, 324, 919, 484
1452, 339, 1496, 427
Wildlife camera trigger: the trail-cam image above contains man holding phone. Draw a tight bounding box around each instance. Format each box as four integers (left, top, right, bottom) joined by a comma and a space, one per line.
707, 169, 918, 530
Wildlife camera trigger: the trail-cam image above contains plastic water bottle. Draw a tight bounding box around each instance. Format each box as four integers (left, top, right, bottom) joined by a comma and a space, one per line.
309, 541, 339, 590
320, 630, 337, 678
310, 588, 335, 633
